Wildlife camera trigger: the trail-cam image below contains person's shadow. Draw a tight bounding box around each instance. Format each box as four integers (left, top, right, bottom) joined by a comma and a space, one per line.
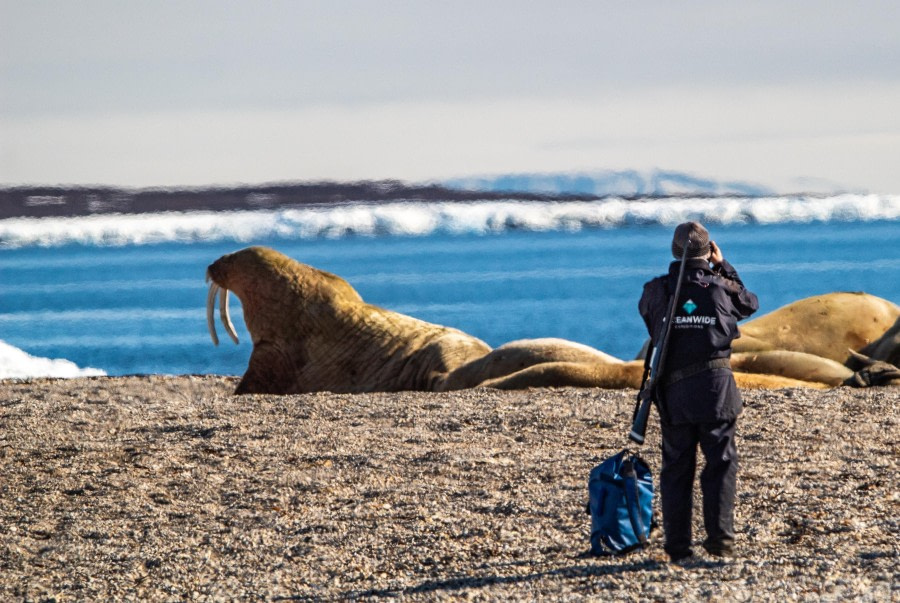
272, 554, 726, 601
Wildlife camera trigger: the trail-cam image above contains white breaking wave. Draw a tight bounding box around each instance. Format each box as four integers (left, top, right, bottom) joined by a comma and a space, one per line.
0, 339, 106, 379
1, 195, 898, 248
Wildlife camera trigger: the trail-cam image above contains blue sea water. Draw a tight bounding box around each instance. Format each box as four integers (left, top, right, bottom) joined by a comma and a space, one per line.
1, 200, 899, 377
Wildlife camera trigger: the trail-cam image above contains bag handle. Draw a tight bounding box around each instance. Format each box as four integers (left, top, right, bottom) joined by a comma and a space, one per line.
621, 459, 648, 546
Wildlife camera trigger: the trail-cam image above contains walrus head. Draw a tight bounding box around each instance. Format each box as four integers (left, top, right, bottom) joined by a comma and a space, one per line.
206, 246, 362, 347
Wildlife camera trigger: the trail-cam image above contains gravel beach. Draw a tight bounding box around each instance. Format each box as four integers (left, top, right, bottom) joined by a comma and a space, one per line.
1, 376, 897, 601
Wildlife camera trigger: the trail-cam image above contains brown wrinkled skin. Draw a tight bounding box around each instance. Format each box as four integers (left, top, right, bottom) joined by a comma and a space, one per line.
735, 292, 900, 363
208, 247, 900, 394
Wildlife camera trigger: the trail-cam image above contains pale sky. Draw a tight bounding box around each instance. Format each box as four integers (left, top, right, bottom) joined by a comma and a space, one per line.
2, 1, 899, 192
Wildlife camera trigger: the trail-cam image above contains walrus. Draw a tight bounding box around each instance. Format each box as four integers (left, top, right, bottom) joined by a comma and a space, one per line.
439, 338, 624, 391
734, 292, 899, 364
206, 246, 490, 394
479, 292, 900, 390
479, 359, 831, 390
636, 292, 900, 386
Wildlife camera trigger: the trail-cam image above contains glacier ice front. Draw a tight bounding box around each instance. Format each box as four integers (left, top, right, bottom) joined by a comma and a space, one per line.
0, 339, 106, 379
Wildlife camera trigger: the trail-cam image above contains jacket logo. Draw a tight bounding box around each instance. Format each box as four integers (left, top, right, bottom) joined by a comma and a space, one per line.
676, 299, 717, 327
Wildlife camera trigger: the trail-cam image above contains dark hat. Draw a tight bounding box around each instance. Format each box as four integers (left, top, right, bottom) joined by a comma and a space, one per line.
671, 221, 711, 259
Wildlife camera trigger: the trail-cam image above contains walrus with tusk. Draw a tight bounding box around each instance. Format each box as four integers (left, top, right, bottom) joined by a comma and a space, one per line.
206, 246, 492, 394
207, 246, 900, 394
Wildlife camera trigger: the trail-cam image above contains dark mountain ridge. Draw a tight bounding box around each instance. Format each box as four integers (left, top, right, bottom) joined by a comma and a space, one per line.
0, 175, 778, 220
0, 181, 603, 219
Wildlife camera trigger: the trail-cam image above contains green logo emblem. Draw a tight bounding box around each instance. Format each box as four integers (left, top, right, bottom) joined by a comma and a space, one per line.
683, 299, 697, 314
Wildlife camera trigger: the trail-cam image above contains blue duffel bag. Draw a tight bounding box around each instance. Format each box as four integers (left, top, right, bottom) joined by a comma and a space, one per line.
587, 449, 656, 555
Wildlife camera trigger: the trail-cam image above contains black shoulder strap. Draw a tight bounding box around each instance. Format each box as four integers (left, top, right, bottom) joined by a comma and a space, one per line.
653, 278, 675, 350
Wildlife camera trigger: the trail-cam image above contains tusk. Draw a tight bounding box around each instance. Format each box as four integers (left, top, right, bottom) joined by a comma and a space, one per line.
220, 286, 240, 345
207, 283, 220, 346
847, 348, 873, 365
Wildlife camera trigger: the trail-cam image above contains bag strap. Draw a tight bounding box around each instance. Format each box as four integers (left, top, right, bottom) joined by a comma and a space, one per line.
621, 459, 648, 546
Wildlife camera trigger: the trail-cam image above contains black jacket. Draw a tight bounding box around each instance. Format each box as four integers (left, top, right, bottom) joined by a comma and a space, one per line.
639, 258, 759, 424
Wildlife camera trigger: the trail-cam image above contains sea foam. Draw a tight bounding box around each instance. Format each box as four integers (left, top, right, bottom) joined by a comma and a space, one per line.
1, 195, 897, 249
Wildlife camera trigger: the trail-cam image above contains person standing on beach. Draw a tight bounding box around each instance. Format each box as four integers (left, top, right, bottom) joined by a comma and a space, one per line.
638, 221, 759, 562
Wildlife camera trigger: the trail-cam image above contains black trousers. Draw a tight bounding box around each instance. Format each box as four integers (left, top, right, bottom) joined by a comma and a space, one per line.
659, 419, 738, 556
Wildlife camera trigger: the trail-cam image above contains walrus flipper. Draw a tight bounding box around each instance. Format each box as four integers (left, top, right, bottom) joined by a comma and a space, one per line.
481, 361, 644, 390
843, 351, 900, 387
730, 351, 853, 386
235, 343, 296, 395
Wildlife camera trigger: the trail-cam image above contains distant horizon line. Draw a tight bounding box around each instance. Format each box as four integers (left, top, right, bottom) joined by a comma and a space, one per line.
0, 179, 872, 198
0, 174, 869, 198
